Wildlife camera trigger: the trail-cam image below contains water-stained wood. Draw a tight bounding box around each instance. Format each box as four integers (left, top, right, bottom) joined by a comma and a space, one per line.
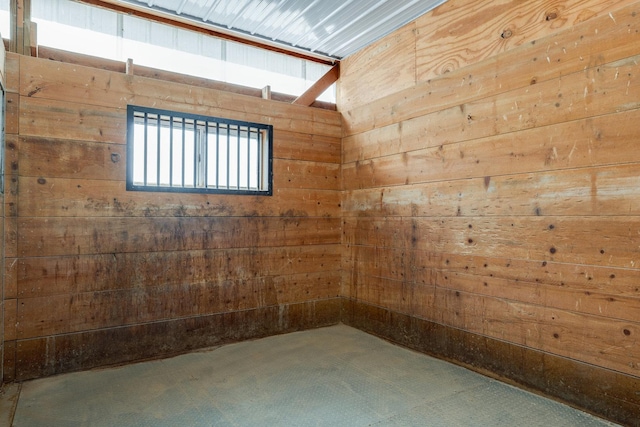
6, 50, 343, 382
340, 0, 640, 424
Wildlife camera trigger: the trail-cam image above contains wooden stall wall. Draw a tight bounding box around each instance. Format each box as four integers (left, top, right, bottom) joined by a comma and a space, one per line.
1, 53, 342, 382
339, 0, 640, 423
0, 40, 6, 384
3, 52, 18, 384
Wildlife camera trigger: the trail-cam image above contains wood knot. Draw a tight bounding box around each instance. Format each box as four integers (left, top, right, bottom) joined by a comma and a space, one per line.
37, 177, 47, 185
500, 29, 513, 39
111, 153, 121, 163
546, 12, 558, 21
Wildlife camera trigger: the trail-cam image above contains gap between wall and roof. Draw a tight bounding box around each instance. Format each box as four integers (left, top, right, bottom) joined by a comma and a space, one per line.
7, 0, 340, 108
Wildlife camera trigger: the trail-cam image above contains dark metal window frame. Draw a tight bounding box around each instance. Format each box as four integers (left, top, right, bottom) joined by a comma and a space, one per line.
126, 105, 273, 196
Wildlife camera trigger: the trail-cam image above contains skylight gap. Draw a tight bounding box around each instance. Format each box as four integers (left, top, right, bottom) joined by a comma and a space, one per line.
29, 0, 336, 102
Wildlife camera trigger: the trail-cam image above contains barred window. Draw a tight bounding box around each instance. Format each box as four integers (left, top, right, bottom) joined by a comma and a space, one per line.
126, 105, 272, 195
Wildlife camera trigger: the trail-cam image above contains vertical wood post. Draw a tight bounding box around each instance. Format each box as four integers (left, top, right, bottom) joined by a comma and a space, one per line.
30, 21, 37, 57
262, 85, 271, 100
126, 58, 134, 75
10, 0, 32, 55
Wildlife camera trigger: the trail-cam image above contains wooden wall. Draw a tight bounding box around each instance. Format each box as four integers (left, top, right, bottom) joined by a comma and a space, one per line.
339, 0, 640, 423
1, 53, 343, 381
1, 1, 639, 423
0, 39, 5, 384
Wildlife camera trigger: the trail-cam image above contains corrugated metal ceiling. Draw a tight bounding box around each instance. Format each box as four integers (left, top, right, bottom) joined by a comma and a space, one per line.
114, 0, 447, 60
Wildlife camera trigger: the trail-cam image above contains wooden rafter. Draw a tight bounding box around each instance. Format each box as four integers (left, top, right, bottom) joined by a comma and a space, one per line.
293, 63, 340, 107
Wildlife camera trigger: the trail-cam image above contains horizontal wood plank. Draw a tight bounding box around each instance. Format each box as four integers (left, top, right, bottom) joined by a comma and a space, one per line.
273, 130, 340, 164
18, 177, 341, 218
18, 245, 341, 298
19, 216, 341, 257
20, 97, 125, 143
343, 108, 640, 189
343, 216, 640, 269
14, 299, 341, 381
18, 136, 340, 191
437, 270, 640, 324
343, 0, 640, 136
346, 52, 640, 165
36, 46, 337, 110
345, 245, 640, 299
18, 137, 125, 181
338, 23, 417, 112
343, 163, 640, 217
273, 160, 340, 190
414, 0, 636, 82
17, 270, 340, 339
347, 275, 640, 377
435, 287, 639, 377
19, 56, 342, 139
346, 246, 640, 323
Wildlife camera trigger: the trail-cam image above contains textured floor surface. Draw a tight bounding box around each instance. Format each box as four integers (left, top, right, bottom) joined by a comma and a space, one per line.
6, 324, 618, 427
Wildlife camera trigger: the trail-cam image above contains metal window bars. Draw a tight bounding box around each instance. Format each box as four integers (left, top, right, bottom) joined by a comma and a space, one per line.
127, 105, 273, 195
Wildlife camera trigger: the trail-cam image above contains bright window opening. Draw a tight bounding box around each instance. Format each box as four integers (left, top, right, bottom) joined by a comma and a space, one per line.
0, 0, 8, 40
127, 106, 273, 195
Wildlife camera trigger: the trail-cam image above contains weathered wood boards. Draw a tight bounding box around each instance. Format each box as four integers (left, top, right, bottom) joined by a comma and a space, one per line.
15, 299, 341, 381
0, 37, 4, 385
343, 162, 640, 217
19, 217, 340, 257
36, 46, 337, 110
16, 246, 340, 298
3, 50, 343, 381
341, 0, 640, 136
17, 269, 341, 339
3, 4, 640, 425
344, 300, 640, 425
2, 53, 18, 383
19, 56, 342, 139
339, 0, 640, 420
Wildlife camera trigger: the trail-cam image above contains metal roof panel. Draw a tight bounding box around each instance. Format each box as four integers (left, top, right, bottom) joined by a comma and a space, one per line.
118, 0, 447, 60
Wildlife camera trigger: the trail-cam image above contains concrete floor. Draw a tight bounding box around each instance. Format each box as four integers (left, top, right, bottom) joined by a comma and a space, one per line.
2, 324, 618, 427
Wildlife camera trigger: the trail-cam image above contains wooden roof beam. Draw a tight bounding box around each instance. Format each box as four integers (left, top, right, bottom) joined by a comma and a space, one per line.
292, 63, 340, 107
